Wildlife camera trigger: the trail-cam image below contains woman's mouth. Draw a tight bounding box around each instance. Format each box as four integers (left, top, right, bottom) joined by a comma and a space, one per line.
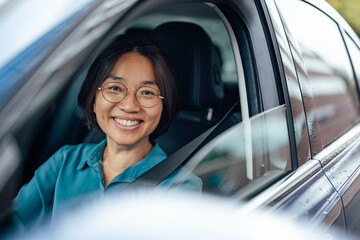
114, 118, 142, 127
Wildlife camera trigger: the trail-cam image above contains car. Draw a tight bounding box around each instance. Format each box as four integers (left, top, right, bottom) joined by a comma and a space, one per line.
5, 191, 348, 240
1, 0, 360, 238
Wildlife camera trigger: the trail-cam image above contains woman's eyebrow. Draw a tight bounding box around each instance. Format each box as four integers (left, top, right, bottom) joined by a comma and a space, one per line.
107, 76, 158, 86
108, 75, 124, 81
141, 80, 158, 86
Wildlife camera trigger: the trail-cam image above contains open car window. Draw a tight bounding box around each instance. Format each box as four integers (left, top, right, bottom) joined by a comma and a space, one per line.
178, 105, 292, 199
4, 1, 243, 190
1, 0, 292, 202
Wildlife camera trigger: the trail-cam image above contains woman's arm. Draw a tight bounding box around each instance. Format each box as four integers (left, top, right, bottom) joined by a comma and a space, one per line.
11, 148, 62, 230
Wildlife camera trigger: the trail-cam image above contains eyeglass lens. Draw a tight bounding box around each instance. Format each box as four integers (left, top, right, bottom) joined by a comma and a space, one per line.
101, 82, 161, 108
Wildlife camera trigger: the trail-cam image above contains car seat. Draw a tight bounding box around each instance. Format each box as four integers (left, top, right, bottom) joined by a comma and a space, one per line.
148, 22, 225, 155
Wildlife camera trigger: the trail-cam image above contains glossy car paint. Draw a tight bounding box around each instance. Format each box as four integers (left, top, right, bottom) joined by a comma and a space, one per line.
266, 0, 360, 235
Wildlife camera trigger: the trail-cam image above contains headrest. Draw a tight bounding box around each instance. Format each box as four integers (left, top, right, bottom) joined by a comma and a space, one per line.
125, 28, 151, 38
149, 22, 224, 111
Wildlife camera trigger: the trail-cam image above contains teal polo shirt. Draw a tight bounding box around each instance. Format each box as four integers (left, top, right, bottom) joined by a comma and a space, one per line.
12, 139, 202, 229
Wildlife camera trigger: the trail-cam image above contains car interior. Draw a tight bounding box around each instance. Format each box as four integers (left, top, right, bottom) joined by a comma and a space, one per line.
0, 2, 293, 213
14, 2, 243, 194
1, 2, 295, 231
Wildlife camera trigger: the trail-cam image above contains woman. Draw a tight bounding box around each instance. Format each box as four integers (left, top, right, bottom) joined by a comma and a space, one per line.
11, 34, 202, 229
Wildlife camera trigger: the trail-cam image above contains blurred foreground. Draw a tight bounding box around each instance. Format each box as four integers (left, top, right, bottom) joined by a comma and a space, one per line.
4, 189, 348, 240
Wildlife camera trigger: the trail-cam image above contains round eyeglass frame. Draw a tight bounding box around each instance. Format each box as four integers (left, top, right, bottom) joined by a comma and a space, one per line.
97, 82, 164, 108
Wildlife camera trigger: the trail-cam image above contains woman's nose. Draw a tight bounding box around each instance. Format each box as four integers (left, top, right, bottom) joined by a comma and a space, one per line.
117, 91, 141, 112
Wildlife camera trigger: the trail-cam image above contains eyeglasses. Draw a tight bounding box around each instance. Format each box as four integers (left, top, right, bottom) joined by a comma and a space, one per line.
98, 82, 164, 108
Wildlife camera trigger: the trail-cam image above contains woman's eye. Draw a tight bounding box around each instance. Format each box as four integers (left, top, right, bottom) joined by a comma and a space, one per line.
108, 86, 123, 91
140, 90, 156, 96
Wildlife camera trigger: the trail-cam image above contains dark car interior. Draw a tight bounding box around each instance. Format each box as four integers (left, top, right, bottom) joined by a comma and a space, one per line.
14, 4, 243, 192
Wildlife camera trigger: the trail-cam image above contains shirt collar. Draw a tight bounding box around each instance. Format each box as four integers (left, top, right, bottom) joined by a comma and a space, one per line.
76, 139, 107, 171
110, 142, 167, 183
76, 140, 168, 183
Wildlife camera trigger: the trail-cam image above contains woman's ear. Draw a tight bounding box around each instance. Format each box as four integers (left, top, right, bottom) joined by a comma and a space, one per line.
93, 98, 97, 113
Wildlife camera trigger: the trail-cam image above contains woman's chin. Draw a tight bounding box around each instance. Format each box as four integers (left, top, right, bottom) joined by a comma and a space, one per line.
106, 134, 150, 148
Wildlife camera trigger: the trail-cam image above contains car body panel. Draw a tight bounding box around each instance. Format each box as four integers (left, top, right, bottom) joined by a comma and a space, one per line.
270, 0, 360, 236
314, 123, 360, 235
271, 159, 344, 228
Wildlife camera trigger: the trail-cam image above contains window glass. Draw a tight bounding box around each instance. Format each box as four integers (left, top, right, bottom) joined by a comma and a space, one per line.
276, 0, 359, 147
181, 106, 291, 199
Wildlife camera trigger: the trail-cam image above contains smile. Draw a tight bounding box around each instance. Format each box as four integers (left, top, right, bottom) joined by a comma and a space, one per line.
114, 118, 142, 127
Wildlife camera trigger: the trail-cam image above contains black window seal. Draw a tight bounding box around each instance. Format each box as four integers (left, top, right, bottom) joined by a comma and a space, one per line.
256, 0, 299, 170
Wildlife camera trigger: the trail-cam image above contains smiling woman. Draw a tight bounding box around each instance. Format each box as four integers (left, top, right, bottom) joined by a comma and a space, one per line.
78, 35, 179, 140
10, 34, 202, 231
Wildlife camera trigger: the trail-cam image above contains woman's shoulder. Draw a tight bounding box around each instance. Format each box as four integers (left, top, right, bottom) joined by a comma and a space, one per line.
57, 140, 104, 154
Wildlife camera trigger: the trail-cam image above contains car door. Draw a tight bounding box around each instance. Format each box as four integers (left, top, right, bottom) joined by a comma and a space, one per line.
268, 0, 360, 237
341, 32, 360, 236
173, 0, 349, 236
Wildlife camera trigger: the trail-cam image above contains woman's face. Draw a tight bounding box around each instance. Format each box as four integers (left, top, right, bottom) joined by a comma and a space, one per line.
93, 52, 163, 148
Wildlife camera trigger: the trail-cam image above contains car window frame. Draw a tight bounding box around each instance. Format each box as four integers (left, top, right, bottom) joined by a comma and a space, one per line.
174, 0, 300, 200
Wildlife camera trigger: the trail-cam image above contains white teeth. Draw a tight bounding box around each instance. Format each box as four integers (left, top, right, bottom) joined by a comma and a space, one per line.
114, 118, 140, 127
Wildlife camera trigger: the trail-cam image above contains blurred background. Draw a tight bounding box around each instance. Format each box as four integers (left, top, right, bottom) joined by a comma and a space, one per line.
326, 0, 360, 36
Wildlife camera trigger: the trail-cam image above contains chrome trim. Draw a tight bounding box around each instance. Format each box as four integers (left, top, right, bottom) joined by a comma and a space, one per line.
313, 123, 360, 166
315, 125, 360, 209
242, 159, 321, 212
242, 158, 343, 227
342, 166, 360, 207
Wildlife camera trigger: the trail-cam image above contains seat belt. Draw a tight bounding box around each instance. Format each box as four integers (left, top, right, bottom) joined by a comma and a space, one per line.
130, 100, 240, 187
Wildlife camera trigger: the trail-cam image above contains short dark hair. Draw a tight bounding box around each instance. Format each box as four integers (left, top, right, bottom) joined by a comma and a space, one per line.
78, 34, 179, 140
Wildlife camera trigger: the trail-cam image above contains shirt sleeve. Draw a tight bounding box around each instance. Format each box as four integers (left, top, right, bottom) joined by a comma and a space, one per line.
11, 147, 63, 229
